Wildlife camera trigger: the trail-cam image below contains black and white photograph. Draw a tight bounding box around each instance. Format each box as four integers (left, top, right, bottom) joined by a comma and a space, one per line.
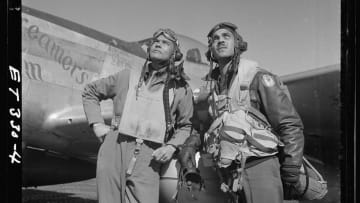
11, 0, 347, 202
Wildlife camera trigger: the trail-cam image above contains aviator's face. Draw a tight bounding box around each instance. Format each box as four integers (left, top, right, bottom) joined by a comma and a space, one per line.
210, 28, 235, 60
149, 35, 175, 62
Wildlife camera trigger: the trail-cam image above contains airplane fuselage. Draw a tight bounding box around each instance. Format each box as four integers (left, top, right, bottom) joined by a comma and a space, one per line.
21, 6, 340, 203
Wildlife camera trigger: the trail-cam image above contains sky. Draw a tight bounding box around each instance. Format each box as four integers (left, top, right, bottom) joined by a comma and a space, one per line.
22, 0, 340, 75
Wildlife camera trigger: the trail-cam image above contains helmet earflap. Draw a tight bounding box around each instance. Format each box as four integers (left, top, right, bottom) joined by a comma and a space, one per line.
173, 48, 183, 61
205, 49, 215, 62
235, 34, 247, 52
147, 45, 151, 55
146, 45, 151, 60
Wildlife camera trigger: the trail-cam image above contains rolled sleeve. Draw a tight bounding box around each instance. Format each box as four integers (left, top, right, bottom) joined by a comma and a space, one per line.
82, 70, 129, 126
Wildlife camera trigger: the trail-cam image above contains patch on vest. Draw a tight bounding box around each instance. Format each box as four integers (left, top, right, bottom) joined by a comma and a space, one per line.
261, 74, 275, 87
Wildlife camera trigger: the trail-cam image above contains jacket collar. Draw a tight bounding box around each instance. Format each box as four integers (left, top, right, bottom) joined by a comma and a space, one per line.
143, 63, 169, 85
202, 60, 239, 82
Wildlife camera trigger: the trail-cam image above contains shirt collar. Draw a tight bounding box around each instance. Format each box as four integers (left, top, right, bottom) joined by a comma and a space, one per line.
144, 63, 169, 84
202, 61, 239, 81
202, 66, 221, 81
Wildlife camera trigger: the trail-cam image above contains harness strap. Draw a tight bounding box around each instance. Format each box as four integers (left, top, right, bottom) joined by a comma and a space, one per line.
163, 75, 174, 143
245, 106, 271, 128
220, 125, 279, 152
232, 59, 259, 105
238, 153, 247, 191
244, 134, 277, 153
219, 130, 244, 143
126, 138, 144, 176
222, 126, 247, 135
218, 154, 248, 200
210, 90, 219, 118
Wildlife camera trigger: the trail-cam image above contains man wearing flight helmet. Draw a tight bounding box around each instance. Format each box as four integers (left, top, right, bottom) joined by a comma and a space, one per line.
178, 22, 305, 202
82, 28, 194, 203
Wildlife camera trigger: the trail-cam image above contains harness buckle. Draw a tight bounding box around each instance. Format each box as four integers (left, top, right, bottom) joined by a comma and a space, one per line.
126, 138, 144, 176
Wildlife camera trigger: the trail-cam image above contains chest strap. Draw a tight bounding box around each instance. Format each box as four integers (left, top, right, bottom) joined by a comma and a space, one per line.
163, 76, 174, 143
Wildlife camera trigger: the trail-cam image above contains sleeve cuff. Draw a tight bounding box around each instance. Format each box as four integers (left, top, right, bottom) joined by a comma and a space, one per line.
166, 144, 180, 155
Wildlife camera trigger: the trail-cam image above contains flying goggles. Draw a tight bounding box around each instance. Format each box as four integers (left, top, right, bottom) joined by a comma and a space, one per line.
207, 22, 238, 38
152, 28, 180, 47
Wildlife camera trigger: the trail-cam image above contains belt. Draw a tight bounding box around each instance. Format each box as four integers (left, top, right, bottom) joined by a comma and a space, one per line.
116, 133, 162, 149
224, 155, 276, 173
244, 155, 276, 169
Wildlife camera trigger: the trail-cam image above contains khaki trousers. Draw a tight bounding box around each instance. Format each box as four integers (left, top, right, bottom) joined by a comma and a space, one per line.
241, 157, 283, 203
96, 131, 162, 203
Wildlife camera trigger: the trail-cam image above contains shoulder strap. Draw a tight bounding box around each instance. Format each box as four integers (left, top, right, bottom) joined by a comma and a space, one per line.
163, 76, 174, 143
229, 59, 275, 128
238, 59, 260, 90
228, 58, 259, 106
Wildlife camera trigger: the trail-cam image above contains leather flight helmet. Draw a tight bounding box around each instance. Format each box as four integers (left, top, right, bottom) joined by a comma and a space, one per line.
148, 28, 183, 62
206, 22, 247, 62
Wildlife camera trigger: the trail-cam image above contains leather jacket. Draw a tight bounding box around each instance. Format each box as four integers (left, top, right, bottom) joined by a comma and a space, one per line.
208, 65, 304, 176
249, 69, 304, 169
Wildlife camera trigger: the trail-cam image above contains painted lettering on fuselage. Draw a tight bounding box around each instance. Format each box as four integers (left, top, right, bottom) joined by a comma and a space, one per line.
23, 60, 43, 81
24, 23, 89, 84
22, 14, 111, 88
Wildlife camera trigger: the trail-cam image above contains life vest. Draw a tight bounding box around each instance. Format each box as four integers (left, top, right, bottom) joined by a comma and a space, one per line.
206, 58, 284, 167
116, 68, 174, 144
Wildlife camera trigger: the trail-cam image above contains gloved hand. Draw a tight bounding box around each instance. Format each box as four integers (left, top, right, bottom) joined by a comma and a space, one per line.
281, 165, 302, 200
180, 147, 202, 184
193, 86, 210, 104
177, 134, 202, 186
92, 122, 110, 143
283, 181, 302, 200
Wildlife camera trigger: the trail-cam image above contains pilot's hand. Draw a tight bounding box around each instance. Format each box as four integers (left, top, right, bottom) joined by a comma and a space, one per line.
152, 145, 177, 163
178, 146, 202, 185
178, 146, 196, 169
283, 180, 302, 200
92, 122, 110, 143
281, 165, 302, 200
